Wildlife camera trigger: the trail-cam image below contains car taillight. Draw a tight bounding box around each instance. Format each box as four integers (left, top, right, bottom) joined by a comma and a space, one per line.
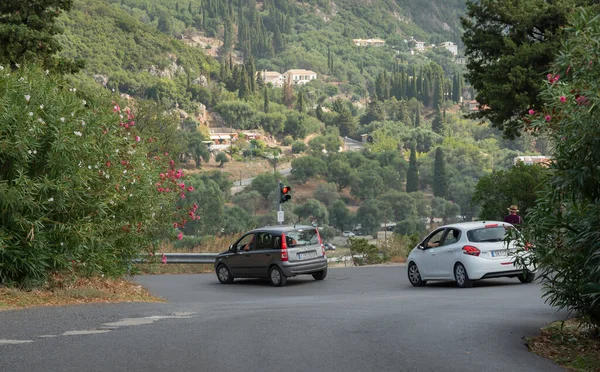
280, 233, 288, 261
485, 223, 498, 228
316, 229, 326, 257
462, 245, 481, 256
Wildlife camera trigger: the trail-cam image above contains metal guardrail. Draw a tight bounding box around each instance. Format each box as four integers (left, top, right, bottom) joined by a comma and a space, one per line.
134, 253, 218, 264
134, 253, 359, 264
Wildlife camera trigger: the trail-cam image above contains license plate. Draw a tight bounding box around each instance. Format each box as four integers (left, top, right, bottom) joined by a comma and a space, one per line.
298, 251, 317, 260
491, 250, 508, 257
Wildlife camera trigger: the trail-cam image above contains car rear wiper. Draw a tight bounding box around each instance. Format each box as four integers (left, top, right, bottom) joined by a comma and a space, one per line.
480, 238, 503, 242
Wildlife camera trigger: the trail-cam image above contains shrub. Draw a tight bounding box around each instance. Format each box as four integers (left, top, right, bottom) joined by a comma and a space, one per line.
291, 140, 307, 154
0, 66, 190, 287
281, 135, 294, 146
349, 238, 385, 266
513, 10, 600, 327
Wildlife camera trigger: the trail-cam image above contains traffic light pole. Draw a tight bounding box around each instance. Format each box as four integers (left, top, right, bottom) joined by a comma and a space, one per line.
277, 180, 283, 225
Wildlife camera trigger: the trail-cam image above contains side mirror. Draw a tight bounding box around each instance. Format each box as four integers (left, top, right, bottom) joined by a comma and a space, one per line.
229, 245, 235, 252
417, 244, 425, 250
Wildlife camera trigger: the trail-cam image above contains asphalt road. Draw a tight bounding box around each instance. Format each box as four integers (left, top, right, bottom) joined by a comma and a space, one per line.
0, 266, 565, 372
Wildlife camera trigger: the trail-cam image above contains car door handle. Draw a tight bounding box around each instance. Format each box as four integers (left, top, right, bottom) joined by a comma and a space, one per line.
265, 254, 271, 257
431, 252, 436, 256
245, 254, 250, 257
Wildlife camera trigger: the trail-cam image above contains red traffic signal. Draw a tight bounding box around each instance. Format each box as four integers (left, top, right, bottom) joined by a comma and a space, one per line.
279, 183, 291, 204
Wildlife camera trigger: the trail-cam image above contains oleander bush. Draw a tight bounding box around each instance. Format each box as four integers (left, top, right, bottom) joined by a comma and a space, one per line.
0, 65, 194, 287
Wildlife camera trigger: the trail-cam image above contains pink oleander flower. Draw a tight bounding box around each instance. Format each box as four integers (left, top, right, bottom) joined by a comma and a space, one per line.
545, 115, 551, 122
135, 136, 141, 142
124, 124, 129, 129
187, 186, 194, 192
546, 73, 553, 82
170, 160, 175, 166
180, 193, 185, 199
113, 105, 120, 112
177, 232, 183, 240
173, 223, 178, 228
559, 96, 567, 103
528, 109, 535, 115
164, 152, 169, 156
161, 254, 167, 264
553, 74, 560, 82
179, 183, 185, 189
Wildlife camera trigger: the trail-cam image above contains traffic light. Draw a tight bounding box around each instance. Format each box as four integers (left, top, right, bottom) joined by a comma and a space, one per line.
279, 183, 291, 204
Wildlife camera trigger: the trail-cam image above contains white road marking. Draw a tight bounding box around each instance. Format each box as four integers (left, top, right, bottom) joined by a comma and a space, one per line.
62, 330, 112, 336
0, 339, 34, 345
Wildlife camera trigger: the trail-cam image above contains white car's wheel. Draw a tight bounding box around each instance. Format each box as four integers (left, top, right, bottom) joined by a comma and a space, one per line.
454, 263, 473, 288
408, 262, 427, 286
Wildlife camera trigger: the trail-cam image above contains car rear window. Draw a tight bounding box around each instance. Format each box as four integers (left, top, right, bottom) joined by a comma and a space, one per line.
284, 228, 319, 248
467, 226, 508, 243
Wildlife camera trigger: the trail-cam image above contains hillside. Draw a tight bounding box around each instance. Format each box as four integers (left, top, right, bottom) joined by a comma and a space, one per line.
59, 0, 467, 104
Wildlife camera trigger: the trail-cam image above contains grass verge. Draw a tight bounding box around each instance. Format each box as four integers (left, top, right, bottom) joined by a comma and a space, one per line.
0, 276, 164, 311
526, 318, 600, 371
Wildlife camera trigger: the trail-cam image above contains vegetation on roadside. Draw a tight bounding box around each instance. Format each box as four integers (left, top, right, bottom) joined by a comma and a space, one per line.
526, 319, 600, 371
0, 276, 163, 310
512, 8, 600, 328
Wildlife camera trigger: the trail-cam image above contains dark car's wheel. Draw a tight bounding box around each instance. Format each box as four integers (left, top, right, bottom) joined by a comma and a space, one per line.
518, 271, 536, 284
454, 263, 473, 288
269, 266, 287, 287
312, 268, 327, 281
216, 264, 234, 284
407, 262, 427, 286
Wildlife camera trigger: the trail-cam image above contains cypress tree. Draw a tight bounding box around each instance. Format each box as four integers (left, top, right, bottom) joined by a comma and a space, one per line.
422, 74, 431, 107
452, 72, 462, 103
316, 104, 324, 122
283, 75, 294, 107
406, 145, 419, 193
273, 25, 284, 53
431, 109, 444, 134
263, 85, 269, 113
245, 56, 256, 92
411, 73, 417, 100
296, 90, 304, 112
433, 76, 444, 111
414, 102, 421, 127
238, 69, 249, 99
433, 147, 448, 198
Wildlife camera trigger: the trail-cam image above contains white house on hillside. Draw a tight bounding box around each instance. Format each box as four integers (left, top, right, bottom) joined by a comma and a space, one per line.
438, 41, 458, 56
352, 38, 386, 47
284, 69, 317, 85
259, 70, 285, 87
414, 41, 426, 52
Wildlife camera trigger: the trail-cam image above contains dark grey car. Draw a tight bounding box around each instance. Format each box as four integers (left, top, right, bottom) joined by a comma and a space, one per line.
214, 225, 328, 286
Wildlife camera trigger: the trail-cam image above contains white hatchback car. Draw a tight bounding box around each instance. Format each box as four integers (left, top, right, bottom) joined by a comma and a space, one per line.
407, 221, 536, 288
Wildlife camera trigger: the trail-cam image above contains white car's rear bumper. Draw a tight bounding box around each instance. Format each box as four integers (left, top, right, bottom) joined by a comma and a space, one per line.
463, 254, 536, 280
